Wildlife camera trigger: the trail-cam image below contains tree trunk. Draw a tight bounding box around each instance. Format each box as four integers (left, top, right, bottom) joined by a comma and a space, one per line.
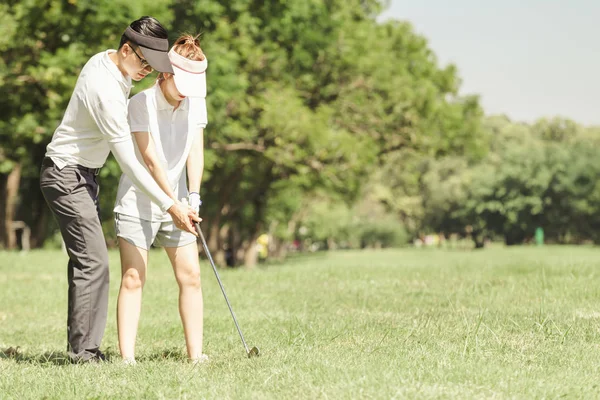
30, 186, 49, 248
229, 222, 243, 266
235, 221, 262, 268
213, 223, 228, 267
243, 234, 259, 268
326, 237, 337, 250
1, 164, 22, 249
472, 230, 485, 249
0, 175, 6, 248
236, 239, 247, 266
204, 216, 227, 267
31, 204, 48, 248
271, 237, 288, 260
207, 217, 220, 252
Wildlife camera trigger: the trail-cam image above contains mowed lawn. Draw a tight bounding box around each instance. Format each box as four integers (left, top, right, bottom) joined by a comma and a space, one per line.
1, 246, 600, 399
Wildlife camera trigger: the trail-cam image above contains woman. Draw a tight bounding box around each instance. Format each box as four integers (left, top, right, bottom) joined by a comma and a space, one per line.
113, 34, 209, 364
40, 17, 199, 364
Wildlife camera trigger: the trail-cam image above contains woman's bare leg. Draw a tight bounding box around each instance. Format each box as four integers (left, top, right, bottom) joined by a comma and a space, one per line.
117, 238, 148, 361
164, 242, 204, 360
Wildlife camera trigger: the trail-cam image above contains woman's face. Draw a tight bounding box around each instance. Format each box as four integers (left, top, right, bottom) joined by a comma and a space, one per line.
121, 43, 153, 81
162, 75, 186, 102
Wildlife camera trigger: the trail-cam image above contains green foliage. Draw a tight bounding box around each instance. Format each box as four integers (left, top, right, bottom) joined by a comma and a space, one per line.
1, 1, 172, 168
421, 156, 471, 234
299, 192, 408, 249
163, 0, 482, 258
410, 116, 600, 245
302, 198, 355, 245
358, 219, 409, 248
1, 1, 173, 240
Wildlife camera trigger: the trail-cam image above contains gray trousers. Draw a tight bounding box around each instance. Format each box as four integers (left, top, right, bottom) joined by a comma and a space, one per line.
40, 158, 109, 362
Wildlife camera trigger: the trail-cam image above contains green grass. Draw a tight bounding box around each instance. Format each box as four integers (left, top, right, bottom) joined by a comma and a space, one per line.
2, 246, 600, 399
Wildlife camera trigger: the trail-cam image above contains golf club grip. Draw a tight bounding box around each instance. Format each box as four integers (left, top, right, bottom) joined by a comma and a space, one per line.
194, 222, 250, 352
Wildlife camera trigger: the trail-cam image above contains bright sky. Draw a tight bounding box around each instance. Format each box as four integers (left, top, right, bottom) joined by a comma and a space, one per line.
379, 0, 600, 126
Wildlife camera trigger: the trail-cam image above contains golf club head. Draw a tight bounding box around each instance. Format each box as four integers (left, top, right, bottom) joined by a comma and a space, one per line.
247, 346, 260, 358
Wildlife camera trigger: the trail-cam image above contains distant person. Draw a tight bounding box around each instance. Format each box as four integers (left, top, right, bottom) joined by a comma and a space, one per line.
113, 34, 209, 364
40, 17, 200, 363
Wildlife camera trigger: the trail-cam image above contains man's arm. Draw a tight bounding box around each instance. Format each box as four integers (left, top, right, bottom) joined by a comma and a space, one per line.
133, 131, 177, 201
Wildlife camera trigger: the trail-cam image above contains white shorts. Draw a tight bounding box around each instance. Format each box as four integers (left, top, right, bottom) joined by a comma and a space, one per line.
115, 213, 197, 250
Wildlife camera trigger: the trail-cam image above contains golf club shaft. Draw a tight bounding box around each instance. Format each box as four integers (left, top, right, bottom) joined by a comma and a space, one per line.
195, 222, 250, 354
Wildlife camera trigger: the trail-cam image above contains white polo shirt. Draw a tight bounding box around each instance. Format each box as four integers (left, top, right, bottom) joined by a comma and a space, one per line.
46, 50, 133, 168
113, 84, 208, 222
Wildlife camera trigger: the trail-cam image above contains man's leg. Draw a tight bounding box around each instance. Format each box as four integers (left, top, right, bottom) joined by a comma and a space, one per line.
40, 161, 109, 362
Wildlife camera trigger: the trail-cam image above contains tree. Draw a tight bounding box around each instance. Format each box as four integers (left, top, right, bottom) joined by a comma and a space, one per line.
2, 0, 493, 264
169, 0, 443, 265
0, 0, 172, 248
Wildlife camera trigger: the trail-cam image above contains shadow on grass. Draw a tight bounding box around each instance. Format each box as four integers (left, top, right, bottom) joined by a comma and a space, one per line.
1, 346, 194, 365
0, 347, 71, 365
0, 346, 122, 365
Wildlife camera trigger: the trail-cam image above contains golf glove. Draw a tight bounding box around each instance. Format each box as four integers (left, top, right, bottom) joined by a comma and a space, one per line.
189, 192, 202, 214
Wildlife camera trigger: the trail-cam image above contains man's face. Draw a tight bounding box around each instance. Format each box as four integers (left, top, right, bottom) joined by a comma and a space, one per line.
123, 43, 153, 81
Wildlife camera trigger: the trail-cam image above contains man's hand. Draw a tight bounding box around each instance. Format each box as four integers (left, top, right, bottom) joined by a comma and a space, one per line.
189, 192, 202, 215
167, 200, 201, 236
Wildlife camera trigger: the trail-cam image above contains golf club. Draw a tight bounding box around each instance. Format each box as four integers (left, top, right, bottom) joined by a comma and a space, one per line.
194, 222, 260, 358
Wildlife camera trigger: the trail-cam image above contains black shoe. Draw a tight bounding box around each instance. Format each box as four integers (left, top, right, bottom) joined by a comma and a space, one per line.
71, 350, 107, 364
90, 350, 107, 363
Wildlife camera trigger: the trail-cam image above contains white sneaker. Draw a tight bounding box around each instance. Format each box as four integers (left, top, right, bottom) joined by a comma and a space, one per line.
191, 354, 209, 365
123, 358, 137, 366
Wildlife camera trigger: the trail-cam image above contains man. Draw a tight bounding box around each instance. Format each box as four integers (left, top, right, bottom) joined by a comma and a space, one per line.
40, 16, 199, 363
